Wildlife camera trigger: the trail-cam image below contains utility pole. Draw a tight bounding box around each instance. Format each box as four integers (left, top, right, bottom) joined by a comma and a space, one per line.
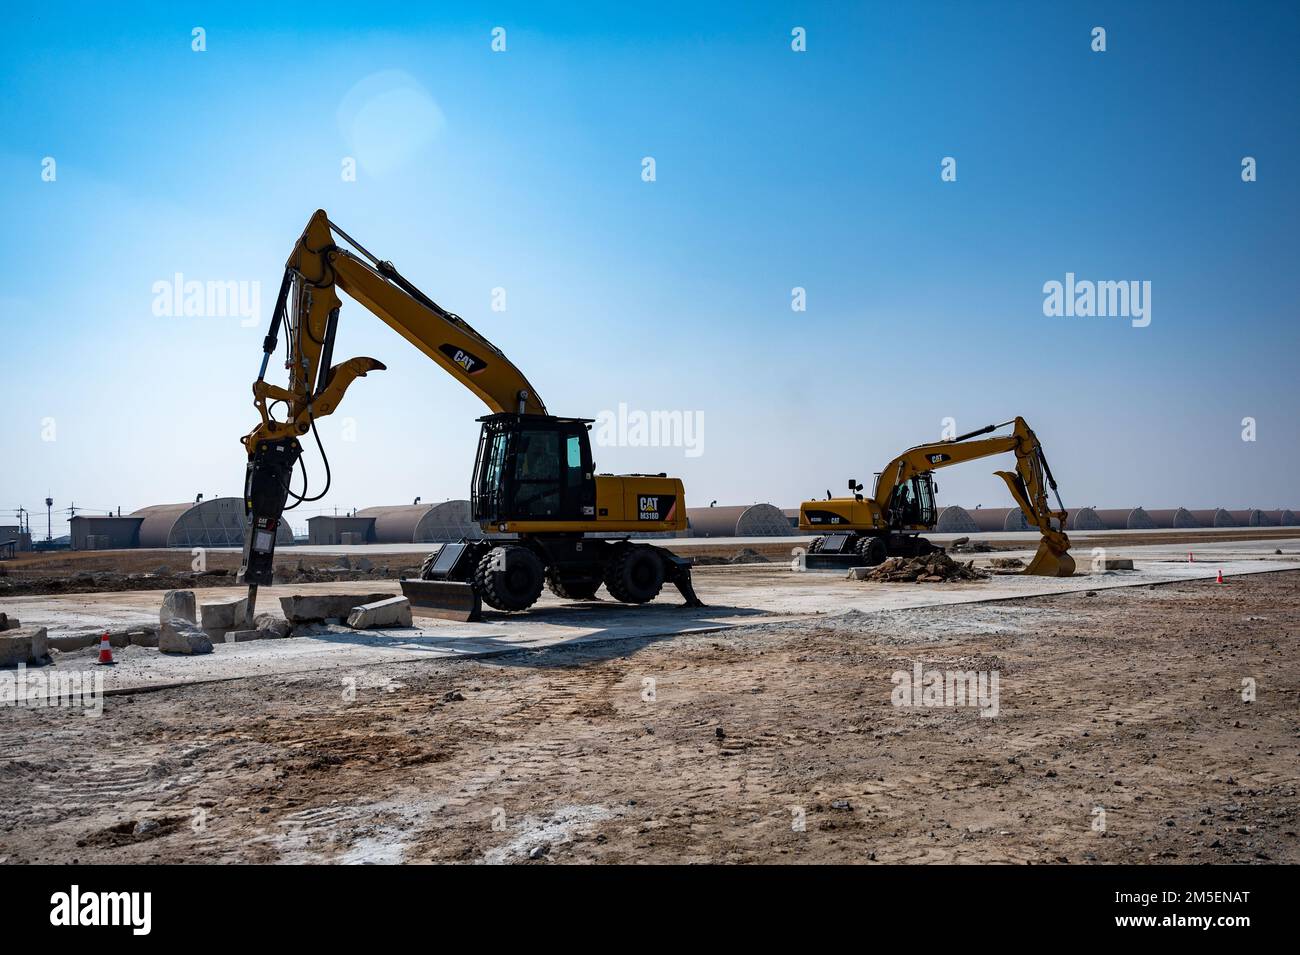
45, 497, 53, 542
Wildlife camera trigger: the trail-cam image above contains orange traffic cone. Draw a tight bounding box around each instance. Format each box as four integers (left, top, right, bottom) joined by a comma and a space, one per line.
96, 632, 114, 665
1216, 569, 1225, 584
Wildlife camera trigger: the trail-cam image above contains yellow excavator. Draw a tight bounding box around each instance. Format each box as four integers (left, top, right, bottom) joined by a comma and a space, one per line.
238, 210, 702, 620
798, 417, 1075, 576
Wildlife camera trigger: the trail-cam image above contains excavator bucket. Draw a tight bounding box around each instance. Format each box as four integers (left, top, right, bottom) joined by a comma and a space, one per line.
1025, 539, 1075, 577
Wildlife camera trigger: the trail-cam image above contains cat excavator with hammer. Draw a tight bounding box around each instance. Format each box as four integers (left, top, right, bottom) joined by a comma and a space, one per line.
237, 210, 702, 622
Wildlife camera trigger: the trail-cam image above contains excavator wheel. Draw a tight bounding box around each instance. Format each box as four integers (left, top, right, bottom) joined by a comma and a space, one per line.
418, 550, 439, 579
546, 571, 602, 601
474, 545, 545, 611
856, 535, 887, 566
603, 545, 666, 604
807, 537, 824, 554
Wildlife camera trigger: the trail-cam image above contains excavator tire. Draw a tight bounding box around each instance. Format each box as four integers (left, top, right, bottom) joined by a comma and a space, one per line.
857, 535, 887, 566
475, 545, 545, 611
603, 545, 665, 604
807, 537, 824, 554
546, 571, 601, 600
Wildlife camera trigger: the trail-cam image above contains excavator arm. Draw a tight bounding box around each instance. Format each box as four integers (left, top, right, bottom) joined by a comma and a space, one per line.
244, 209, 544, 455
872, 417, 1074, 576
238, 210, 547, 593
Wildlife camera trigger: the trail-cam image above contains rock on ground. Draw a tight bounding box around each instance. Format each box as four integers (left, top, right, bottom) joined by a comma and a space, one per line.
0, 627, 49, 666
200, 597, 249, 630
159, 619, 214, 656
160, 590, 196, 625
252, 613, 292, 639
347, 596, 413, 629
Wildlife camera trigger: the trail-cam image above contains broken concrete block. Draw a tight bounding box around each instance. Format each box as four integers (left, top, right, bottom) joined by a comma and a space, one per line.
159, 619, 214, 656
129, 627, 160, 648
279, 593, 394, 624
200, 597, 249, 630
160, 590, 197, 625
45, 632, 101, 652
252, 613, 291, 639
847, 567, 872, 580
225, 629, 271, 643
335, 555, 352, 570
1100, 558, 1134, 570
347, 596, 413, 630
0, 613, 20, 631
0, 627, 49, 666
355, 556, 373, 572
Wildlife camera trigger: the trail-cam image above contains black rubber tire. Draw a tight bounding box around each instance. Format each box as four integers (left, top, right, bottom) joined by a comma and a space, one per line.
546, 572, 601, 600
475, 545, 545, 611
857, 535, 887, 566
419, 549, 443, 580
603, 545, 666, 604
807, 537, 824, 554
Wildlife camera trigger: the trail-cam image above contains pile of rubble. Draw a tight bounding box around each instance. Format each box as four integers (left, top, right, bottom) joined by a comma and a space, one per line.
850, 553, 988, 583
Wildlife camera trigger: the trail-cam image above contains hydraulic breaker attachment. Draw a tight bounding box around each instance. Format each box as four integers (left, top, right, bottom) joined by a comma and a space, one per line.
238, 437, 301, 587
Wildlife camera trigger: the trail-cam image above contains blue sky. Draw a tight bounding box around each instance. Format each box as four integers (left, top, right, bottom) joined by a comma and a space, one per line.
3, 2, 1297, 536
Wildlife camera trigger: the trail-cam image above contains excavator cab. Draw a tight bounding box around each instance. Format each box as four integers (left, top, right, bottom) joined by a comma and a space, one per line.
471, 414, 596, 527
888, 473, 937, 530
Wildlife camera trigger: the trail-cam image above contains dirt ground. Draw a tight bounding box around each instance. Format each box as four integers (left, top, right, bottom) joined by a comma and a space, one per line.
1, 567, 1295, 865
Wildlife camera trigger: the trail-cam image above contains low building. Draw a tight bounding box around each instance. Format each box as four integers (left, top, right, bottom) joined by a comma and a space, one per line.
69, 498, 294, 550
307, 501, 481, 545
0, 525, 32, 552
69, 516, 143, 550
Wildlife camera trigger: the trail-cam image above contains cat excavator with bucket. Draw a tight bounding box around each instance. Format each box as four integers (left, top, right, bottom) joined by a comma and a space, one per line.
237, 210, 702, 621
798, 417, 1074, 577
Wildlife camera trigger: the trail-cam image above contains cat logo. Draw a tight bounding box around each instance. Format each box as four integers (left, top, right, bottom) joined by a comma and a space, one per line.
439, 343, 487, 375
637, 494, 676, 521
927, 453, 951, 464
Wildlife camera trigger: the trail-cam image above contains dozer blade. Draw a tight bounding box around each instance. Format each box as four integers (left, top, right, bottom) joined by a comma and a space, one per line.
1025, 540, 1075, 577
400, 578, 482, 622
